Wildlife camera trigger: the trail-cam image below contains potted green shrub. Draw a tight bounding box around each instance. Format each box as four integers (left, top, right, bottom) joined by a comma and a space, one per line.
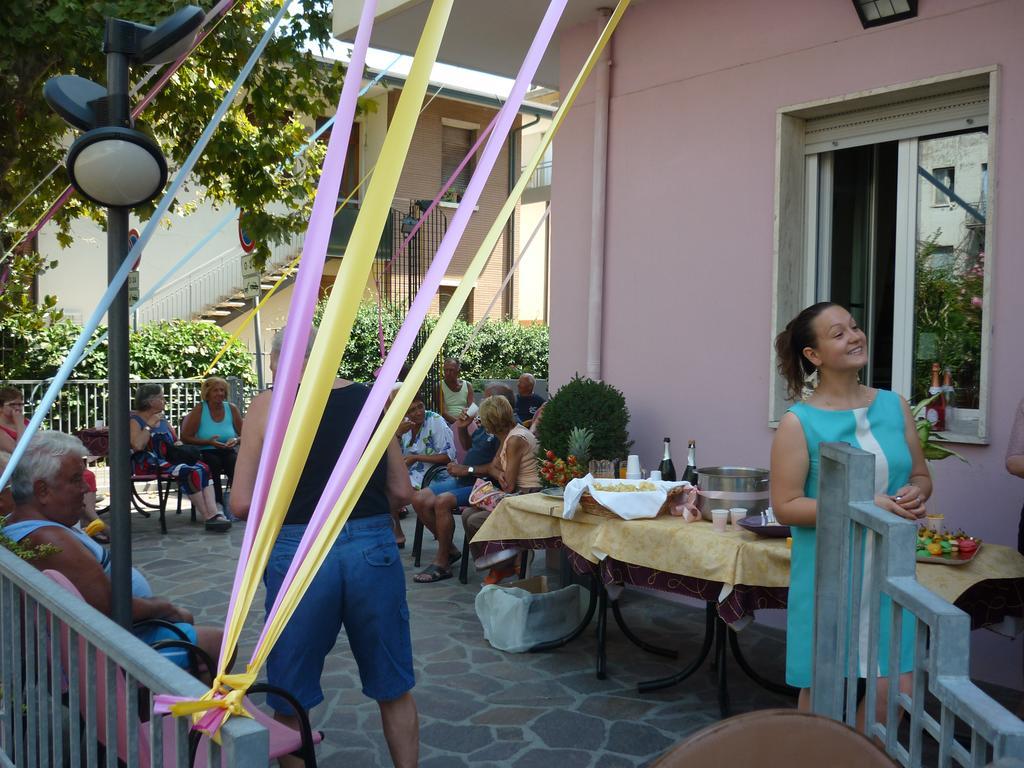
536, 375, 632, 468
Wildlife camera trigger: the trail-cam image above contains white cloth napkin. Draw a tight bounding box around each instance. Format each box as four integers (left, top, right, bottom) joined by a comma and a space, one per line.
562, 474, 691, 520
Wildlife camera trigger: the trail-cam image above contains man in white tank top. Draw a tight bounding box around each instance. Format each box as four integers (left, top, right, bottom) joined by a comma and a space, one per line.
437, 357, 474, 426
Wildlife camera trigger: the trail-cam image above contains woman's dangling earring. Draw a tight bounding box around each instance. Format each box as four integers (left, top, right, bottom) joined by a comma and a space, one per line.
801, 367, 819, 400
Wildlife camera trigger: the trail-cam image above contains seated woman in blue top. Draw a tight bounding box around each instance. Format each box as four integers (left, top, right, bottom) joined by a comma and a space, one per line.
180, 376, 244, 510
770, 302, 931, 729
128, 383, 229, 532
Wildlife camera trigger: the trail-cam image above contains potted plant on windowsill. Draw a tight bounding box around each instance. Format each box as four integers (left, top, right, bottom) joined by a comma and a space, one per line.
912, 393, 967, 463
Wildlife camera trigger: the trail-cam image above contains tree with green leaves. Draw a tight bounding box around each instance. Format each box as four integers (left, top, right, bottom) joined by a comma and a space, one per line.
0, 0, 358, 323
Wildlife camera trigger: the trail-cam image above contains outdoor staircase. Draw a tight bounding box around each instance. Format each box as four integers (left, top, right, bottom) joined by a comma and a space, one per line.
134, 232, 303, 327
195, 259, 298, 325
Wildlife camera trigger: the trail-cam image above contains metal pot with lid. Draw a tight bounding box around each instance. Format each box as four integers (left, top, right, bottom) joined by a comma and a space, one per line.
696, 466, 770, 521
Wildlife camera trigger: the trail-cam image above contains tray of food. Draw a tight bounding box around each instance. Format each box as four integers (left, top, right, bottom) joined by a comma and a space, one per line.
915, 528, 981, 565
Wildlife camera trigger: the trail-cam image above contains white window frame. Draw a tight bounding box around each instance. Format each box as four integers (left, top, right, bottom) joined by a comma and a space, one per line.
770, 67, 997, 443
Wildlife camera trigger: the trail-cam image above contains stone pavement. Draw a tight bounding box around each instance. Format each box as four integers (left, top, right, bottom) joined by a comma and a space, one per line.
129, 503, 798, 767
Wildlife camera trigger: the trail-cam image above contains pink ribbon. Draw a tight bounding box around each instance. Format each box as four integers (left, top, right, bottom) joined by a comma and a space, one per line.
218, 0, 378, 664
255, 0, 569, 651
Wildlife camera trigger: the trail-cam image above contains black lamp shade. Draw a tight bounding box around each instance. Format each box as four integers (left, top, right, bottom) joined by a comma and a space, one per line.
43, 75, 107, 131
853, 0, 918, 28
66, 126, 168, 208
138, 6, 205, 65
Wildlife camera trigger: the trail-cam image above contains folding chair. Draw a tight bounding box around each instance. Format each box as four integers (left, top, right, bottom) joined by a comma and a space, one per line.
131, 467, 181, 534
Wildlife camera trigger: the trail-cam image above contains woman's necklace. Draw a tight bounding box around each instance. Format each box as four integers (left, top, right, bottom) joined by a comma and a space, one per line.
813, 383, 872, 411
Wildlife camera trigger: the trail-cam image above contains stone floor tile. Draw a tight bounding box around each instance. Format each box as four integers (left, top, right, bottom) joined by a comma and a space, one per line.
470, 706, 545, 726
513, 748, 595, 768
420, 721, 494, 753
530, 710, 606, 750
604, 721, 674, 757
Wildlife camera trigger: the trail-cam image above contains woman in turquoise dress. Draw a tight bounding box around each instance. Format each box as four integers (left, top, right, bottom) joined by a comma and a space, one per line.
770, 302, 932, 724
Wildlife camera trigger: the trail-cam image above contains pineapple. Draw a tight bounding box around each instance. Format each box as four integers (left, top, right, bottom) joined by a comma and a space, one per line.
566, 426, 594, 466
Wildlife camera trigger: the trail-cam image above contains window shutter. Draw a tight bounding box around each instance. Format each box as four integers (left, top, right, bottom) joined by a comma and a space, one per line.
442, 125, 475, 193
803, 84, 989, 155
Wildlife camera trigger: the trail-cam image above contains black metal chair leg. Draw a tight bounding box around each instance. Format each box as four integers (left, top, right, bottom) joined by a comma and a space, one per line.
727, 625, 798, 697
638, 602, 717, 694
412, 518, 425, 568
596, 582, 608, 680
610, 598, 678, 659
715, 617, 730, 718
459, 527, 470, 584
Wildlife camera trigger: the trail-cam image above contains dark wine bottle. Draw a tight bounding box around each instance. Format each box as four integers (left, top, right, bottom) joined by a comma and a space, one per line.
658, 437, 676, 481
682, 439, 698, 484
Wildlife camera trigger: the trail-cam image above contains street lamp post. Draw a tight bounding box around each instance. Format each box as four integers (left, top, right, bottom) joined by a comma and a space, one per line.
44, 6, 203, 628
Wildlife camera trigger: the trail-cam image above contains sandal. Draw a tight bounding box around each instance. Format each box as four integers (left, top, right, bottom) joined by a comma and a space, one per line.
414, 564, 452, 583
204, 513, 232, 533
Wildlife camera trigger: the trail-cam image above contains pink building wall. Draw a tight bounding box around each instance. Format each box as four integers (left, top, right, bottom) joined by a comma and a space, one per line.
551, 0, 1024, 687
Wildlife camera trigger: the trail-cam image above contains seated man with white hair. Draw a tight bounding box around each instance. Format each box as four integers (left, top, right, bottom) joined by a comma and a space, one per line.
2, 431, 222, 669
514, 373, 545, 428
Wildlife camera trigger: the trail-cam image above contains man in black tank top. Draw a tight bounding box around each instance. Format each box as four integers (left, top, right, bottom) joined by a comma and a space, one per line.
230, 340, 419, 767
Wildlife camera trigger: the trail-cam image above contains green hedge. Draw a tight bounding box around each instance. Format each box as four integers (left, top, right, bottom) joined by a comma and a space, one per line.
0, 319, 257, 384
312, 300, 549, 382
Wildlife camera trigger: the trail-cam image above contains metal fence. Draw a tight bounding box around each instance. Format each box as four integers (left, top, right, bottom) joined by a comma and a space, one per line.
812, 442, 1024, 766
0, 547, 267, 767
4, 377, 254, 437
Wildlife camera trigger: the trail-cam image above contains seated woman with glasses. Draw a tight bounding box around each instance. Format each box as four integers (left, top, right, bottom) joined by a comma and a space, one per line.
1, 387, 107, 542
129, 383, 229, 532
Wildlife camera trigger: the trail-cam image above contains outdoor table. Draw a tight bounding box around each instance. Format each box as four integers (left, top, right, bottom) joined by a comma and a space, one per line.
471, 492, 1024, 715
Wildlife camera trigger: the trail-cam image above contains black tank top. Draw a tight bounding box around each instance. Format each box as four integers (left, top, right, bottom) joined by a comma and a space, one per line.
284, 383, 389, 525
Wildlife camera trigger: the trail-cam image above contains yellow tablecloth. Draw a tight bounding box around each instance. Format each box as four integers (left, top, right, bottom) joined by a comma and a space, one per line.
475, 493, 1024, 605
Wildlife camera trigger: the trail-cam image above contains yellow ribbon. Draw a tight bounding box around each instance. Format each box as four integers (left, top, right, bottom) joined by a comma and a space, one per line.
198, 174, 371, 379
167, 671, 257, 740
250, 0, 632, 669
216, 0, 454, 685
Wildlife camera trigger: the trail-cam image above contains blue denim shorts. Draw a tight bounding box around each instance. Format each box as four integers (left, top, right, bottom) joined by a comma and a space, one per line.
427, 473, 473, 507
263, 516, 414, 712
134, 621, 198, 669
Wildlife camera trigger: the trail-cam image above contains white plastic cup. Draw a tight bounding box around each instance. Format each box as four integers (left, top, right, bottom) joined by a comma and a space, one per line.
465, 402, 479, 419
625, 454, 642, 480
648, 470, 662, 482
729, 508, 748, 525
712, 509, 729, 532
94, 419, 105, 429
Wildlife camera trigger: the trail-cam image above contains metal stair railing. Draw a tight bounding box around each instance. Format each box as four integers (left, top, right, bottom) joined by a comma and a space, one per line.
812, 442, 1024, 767
134, 231, 303, 324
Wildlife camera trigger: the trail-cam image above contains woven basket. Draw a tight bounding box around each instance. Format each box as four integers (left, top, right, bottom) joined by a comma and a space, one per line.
579, 492, 619, 519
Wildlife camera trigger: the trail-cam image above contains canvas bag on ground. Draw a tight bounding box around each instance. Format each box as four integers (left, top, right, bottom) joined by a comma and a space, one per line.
475, 576, 587, 653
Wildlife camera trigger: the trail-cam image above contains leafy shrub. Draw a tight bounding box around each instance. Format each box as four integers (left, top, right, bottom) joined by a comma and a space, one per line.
312, 300, 549, 382
128, 321, 256, 384
536, 375, 632, 461
0, 319, 256, 385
